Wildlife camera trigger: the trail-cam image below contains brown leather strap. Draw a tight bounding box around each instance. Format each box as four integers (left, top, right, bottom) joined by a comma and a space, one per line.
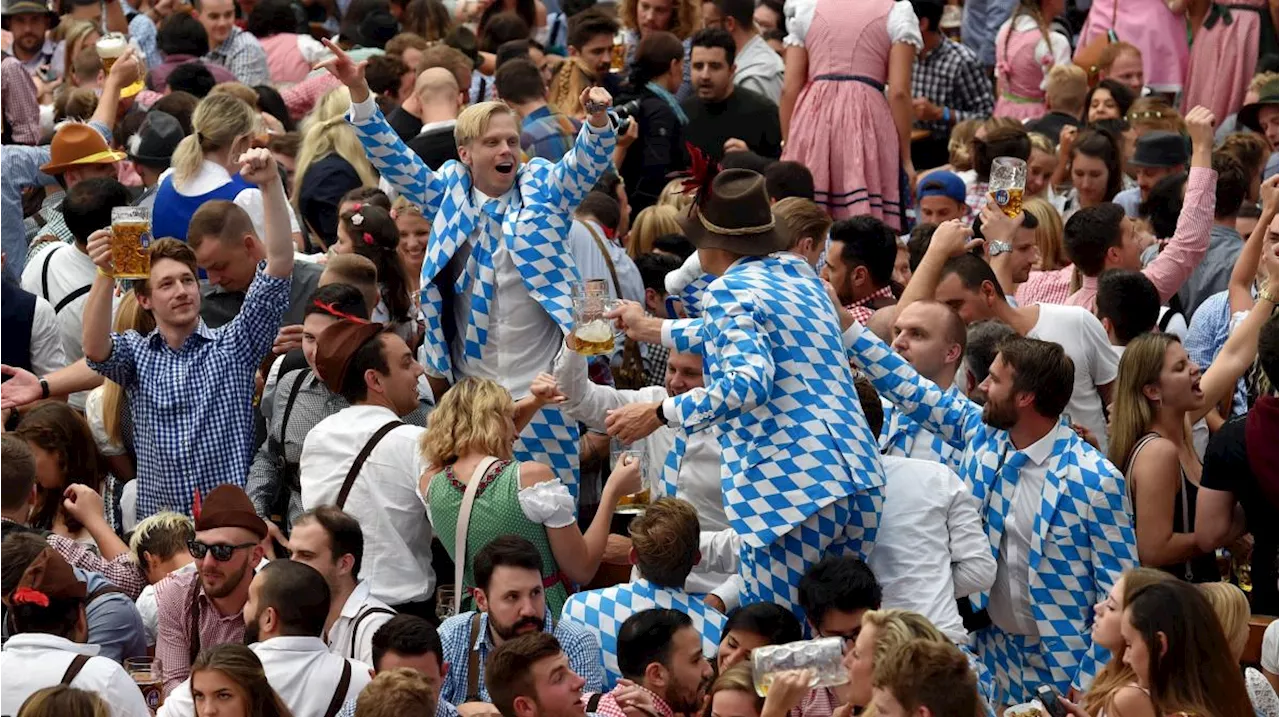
86, 584, 126, 603
582, 222, 646, 389
188, 573, 203, 666
465, 612, 483, 702
336, 421, 404, 509
322, 660, 353, 717
60, 654, 91, 685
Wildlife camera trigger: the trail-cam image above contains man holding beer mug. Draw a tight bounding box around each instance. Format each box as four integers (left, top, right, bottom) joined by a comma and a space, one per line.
80, 147, 296, 520
321, 38, 617, 498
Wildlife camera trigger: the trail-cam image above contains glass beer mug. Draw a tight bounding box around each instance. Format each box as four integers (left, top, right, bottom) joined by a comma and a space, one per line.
751, 638, 849, 697
571, 280, 618, 357
126, 657, 164, 711
96, 32, 127, 73
611, 438, 653, 515
988, 156, 1027, 218
110, 206, 153, 279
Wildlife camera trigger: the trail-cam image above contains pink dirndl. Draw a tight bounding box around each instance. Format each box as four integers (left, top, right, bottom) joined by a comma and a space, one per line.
993, 25, 1049, 121
1182, 0, 1268, 121
1077, 0, 1188, 93
782, 0, 905, 230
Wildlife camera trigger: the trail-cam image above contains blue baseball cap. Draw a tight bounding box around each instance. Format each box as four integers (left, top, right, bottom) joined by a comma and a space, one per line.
917, 171, 966, 205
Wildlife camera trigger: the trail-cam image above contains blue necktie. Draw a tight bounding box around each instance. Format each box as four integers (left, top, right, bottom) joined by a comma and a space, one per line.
660, 431, 686, 499
986, 447, 1029, 557
460, 199, 504, 360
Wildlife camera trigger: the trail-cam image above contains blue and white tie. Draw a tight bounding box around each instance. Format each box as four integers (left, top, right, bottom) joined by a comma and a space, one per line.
660, 431, 686, 499
459, 199, 504, 360
976, 447, 1027, 610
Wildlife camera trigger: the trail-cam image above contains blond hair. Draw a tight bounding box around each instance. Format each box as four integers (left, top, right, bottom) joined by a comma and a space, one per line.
772, 198, 832, 251
356, 668, 436, 717
293, 86, 378, 210
1199, 582, 1250, 660
16, 686, 109, 717
656, 177, 695, 213
1250, 71, 1279, 96
858, 609, 951, 717
58, 20, 99, 83
1045, 64, 1088, 116
708, 663, 764, 715
629, 497, 700, 587
128, 511, 195, 567
454, 100, 519, 146
627, 205, 682, 258
207, 82, 261, 108
172, 94, 261, 188
1108, 332, 1184, 477
1023, 197, 1068, 270
102, 291, 155, 446
1126, 97, 1186, 136
620, 0, 699, 39
420, 377, 516, 468
1082, 568, 1175, 716
947, 119, 981, 171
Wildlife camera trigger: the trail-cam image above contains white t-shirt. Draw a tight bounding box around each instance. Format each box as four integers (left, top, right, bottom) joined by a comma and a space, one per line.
20, 243, 97, 408
1027, 303, 1119, 453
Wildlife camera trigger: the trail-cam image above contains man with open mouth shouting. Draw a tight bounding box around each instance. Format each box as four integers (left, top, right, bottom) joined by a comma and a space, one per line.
321, 38, 617, 497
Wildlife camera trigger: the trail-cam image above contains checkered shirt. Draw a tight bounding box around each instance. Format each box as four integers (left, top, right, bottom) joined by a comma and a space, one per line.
154, 569, 248, 696
205, 26, 269, 87
664, 252, 886, 549
561, 578, 727, 689
911, 39, 994, 140
1184, 289, 1249, 415
338, 695, 460, 717
844, 321, 1137, 697
592, 685, 675, 717
346, 97, 614, 381
643, 342, 670, 387
879, 395, 963, 474
437, 609, 604, 706
521, 106, 579, 162
24, 192, 74, 248
45, 532, 148, 599
128, 13, 165, 71
845, 284, 896, 326
86, 267, 290, 519
2, 57, 40, 145
1015, 266, 1075, 306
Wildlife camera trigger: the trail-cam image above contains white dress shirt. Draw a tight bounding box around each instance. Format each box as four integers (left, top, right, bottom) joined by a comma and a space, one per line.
1027, 304, 1118, 454
1, 633, 151, 717
986, 423, 1059, 636
300, 404, 436, 605
326, 581, 395, 665
566, 218, 645, 303
444, 186, 564, 399
160, 636, 372, 717
29, 295, 68, 377
868, 455, 995, 643
551, 350, 738, 602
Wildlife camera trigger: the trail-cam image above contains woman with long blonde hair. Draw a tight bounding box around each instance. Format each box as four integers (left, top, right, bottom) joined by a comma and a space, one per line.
151, 93, 303, 244
418, 377, 640, 615
1108, 232, 1276, 580
1073, 567, 1172, 717
191, 644, 294, 717
1022, 197, 1068, 271
57, 20, 101, 87
626, 204, 682, 258
294, 86, 380, 250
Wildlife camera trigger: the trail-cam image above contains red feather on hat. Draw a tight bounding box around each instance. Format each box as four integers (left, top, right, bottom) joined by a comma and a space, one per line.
679, 143, 720, 208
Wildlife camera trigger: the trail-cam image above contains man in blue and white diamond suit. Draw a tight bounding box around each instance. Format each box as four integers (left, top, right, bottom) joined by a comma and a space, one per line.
839, 310, 1137, 706
324, 43, 615, 495
606, 169, 886, 620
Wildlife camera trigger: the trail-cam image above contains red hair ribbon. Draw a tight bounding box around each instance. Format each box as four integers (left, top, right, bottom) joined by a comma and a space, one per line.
363, 232, 375, 245
11, 587, 49, 608
313, 299, 372, 323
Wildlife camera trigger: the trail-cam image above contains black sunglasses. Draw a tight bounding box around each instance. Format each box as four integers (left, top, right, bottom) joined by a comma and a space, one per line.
188, 539, 257, 562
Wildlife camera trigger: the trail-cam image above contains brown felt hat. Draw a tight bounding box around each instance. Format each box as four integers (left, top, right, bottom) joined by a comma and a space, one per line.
314, 319, 385, 395
195, 485, 268, 540
679, 168, 787, 257
39, 123, 126, 175
2, 548, 87, 609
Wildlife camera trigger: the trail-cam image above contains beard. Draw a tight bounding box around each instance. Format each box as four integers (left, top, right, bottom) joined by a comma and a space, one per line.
667, 677, 712, 714
491, 615, 544, 642
243, 615, 262, 645
201, 559, 249, 599
982, 394, 1018, 430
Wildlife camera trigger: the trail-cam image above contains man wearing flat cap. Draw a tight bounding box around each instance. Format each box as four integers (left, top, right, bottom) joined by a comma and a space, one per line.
1, 537, 152, 717
151, 485, 269, 697
606, 169, 887, 619
299, 320, 436, 620
1111, 131, 1189, 218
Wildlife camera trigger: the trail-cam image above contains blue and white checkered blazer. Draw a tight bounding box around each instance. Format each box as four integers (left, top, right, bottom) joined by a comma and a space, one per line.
663, 253, 886, 548
347, 102, 615, 379
845, 322, 1137, 694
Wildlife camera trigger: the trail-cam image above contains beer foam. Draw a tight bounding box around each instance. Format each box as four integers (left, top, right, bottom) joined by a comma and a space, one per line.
576, 321, 613, 342
96, 34, 127, 57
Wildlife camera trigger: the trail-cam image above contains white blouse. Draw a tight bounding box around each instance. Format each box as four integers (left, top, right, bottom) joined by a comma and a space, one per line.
783, 0, 922, 50
424, 474, 577, 530
997, 15, 1071, 89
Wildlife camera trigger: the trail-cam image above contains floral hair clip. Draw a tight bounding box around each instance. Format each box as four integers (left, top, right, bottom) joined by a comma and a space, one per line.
10, 587, 49, 608
363, 232, 375, 245
351, 212, 365, 227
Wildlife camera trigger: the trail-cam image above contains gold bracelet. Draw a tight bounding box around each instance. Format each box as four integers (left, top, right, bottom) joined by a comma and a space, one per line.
97, 266, 114, 279
1259, 288, 1278, 305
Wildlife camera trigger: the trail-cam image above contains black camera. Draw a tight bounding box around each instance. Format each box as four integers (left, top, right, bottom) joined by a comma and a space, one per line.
612, 99, 642, 135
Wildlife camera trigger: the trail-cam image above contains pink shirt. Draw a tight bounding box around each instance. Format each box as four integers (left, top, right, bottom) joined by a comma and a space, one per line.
1064, 165, 1217, 311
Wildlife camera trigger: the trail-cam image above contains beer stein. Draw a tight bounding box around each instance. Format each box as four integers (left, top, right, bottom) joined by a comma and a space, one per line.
110, 206, 152, 279
751, 638, 848, 696
989, 156, 1027, 218
570, 280, 618, 357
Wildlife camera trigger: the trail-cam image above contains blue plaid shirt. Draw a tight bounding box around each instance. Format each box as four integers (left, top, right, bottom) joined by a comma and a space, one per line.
437, 609, 603, 706
521, 106, 579, 162
204, 26, 269, 86
86, 267, 290, 519
1184, 288, 1249, 415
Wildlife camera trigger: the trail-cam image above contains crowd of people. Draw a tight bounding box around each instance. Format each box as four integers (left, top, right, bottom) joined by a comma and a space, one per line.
1, 0, 1279, 715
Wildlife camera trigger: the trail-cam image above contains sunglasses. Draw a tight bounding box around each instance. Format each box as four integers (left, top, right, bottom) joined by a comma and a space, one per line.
188, 539, 257, 562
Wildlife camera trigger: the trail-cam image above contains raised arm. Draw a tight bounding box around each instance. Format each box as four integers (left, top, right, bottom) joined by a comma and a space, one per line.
1141, 106, 1216, 303
319, 39, 445, 214
82, 231, 126, 366
893, 219, 981, 319
238, 149, 294, 278
542, 87, 617, 213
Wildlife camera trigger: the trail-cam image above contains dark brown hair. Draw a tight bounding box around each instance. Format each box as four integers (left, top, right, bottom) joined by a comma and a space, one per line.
137, 238, 200, 297
486, 632, 564, 717
14, 402, 104, 534
629, 498, 700, 587
996, 336, 1075, 419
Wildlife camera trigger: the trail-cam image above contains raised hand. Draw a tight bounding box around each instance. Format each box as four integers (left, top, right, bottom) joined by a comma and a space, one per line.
926, 218, 980, 260
530, 373, 567, 404
105, 45, 141, 89
1262, 175, 1278, 217
1184, 105, 1216, 152
86, 228, 114, 273
580, 85, 613, 129
238, 147, 280, 187
317, 38, 369, 102
978, 200, 1023, 246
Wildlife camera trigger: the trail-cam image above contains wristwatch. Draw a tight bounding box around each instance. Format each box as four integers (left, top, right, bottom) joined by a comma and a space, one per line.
39, 377, 50, 400
988, 240, 1012, 258
654, 401, 667, 426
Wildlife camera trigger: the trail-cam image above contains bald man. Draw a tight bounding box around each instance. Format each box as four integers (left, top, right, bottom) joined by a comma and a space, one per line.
407, 67, 464, 170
